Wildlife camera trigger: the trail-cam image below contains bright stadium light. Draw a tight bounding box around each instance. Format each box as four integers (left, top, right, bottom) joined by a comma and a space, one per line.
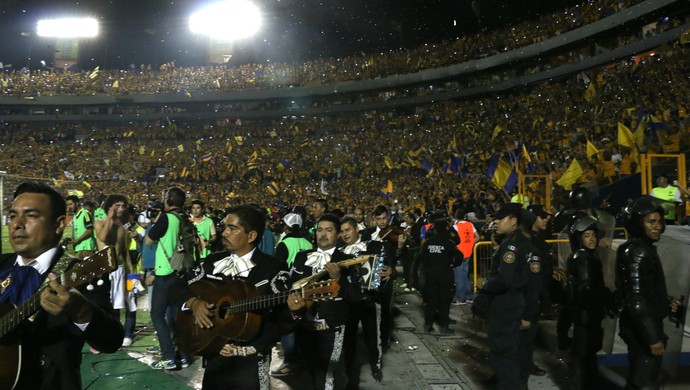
189, 0, 262, 41
37, 17, 99, 38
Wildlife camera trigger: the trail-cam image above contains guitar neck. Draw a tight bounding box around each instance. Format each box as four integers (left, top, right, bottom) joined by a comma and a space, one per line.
228, 290, 298, 314
0, 288, 44, 339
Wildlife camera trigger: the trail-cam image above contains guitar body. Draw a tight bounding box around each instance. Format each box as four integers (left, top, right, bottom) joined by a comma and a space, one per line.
176, 279, 262, 357
0, 304, 21, 390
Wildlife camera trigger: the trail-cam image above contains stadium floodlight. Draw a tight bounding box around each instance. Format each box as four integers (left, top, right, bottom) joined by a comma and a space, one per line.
189, 0, 262, 41
37, 17, 99, 38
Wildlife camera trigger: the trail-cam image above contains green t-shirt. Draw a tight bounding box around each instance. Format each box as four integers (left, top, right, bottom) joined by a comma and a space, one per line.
194, 216, 214, 259
73, 208, 96, 251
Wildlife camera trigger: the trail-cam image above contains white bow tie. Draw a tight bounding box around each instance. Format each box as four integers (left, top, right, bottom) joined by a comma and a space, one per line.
343, 241, 367, 255
304, 251, 331, 271
213, 254, 254, 277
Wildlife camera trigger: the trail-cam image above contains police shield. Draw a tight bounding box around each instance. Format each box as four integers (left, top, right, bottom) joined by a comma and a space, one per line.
593, 209, 617, 354
656, 227, 690, 378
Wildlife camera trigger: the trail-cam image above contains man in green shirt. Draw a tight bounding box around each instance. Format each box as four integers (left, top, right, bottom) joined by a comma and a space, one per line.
65, 195, 97, 258
191, 199, 216, 259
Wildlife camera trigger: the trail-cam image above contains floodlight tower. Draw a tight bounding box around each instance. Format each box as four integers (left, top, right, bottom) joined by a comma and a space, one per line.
37, 17, 99, 70
189, 0, 262, 65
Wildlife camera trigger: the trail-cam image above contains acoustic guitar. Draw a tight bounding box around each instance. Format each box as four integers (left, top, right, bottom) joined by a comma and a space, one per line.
0, 247, 117, 390
176, 278, 340, 357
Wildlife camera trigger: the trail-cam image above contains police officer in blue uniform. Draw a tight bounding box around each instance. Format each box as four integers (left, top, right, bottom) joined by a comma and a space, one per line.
480, 203, 530, 390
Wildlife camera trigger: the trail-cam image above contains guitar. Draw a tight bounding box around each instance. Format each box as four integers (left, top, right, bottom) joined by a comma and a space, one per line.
0, 247, 117, 390
291, 255, 371, 289
176, 278, 340, 357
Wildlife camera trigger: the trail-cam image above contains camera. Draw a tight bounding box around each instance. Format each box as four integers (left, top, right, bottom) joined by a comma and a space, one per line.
146, 200, 164, 219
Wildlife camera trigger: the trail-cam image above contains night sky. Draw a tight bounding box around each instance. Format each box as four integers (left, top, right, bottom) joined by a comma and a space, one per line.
0, 0, 577, 70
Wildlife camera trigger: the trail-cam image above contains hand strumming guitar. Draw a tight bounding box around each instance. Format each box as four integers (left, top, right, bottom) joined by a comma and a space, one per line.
325, 262, 340, 280
40, 273, 93, 324
187, 297, 215, 328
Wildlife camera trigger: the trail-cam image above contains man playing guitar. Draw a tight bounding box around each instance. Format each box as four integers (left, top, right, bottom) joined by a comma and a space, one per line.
170, 205, 285, 389
0, 182, 123, 389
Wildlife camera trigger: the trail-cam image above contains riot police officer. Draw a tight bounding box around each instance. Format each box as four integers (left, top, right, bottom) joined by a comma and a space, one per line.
567, 216, 612, 389
616, 196, 682, 389
480, 203, 530, 389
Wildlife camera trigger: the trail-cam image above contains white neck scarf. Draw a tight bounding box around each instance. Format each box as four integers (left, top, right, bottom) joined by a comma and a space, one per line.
213, 253, 255, 278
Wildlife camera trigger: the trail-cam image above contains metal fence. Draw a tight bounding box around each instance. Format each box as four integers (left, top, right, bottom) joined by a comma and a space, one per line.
472, 239, 569, 292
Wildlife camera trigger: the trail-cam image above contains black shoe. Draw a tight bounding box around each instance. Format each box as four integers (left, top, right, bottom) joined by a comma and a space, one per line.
530, 365, 546, 376
439, 326, 454, 335
423, 323, 433, 333
371, 368, 383, 382
558, 337, 573, 351
447, 318, 458, 324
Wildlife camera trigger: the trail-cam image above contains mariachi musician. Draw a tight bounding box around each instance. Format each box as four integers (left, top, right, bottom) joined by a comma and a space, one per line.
278, 214, 361, 390
360, 205, 401, 351
340, 217, 390, 385
170, 205, 285, 390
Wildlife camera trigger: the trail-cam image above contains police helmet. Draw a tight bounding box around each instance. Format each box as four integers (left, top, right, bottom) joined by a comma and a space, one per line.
569, 186, 591, 210
623, 196, 666, 238
568, 215, 604, 251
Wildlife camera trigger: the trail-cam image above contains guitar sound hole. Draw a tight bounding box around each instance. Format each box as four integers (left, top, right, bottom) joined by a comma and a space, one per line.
219, 307, 231, 320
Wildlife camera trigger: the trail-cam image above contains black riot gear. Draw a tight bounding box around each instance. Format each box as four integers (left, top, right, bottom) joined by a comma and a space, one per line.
569, 187, 592, 210
623, 196, 666, 239
568, 216, 604, 252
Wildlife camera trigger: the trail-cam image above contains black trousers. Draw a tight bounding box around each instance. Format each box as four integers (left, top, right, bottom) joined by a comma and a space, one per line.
202, 352, 270, 390
423, 268, 454, 327
488, 303, 522, 390
379, 284, 393, 349
344, 298, 382, 375
619, 322, 664, 389
570, 321, 603, 389
518, 312, 540, 385
296, 325, 346, 390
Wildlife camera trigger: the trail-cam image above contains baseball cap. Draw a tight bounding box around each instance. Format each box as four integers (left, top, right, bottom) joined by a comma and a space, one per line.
283, 213, 303, 228
527, 204, 550, 219
493, 203, 523, 220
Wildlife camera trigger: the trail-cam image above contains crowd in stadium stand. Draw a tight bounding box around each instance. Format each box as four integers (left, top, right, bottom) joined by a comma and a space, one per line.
0, 0, 654, 97
1, 39, 687, 218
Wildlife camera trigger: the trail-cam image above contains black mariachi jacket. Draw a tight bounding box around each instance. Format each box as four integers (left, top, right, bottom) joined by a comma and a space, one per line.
277, 248, 361, 327
0, 251, 123, 390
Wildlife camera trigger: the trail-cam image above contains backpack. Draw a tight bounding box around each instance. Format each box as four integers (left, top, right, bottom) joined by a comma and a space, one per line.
161, 210, 199, 272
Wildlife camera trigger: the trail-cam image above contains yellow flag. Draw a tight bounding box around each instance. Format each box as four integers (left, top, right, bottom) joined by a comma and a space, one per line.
82, 181, 92, 188
112, 80, 119, 88
139, 145, 145, 155
617, 122, 636, 149
556, 159, 584, 190
584, 82, 596, 102
384, 156, 394, 169
491, 125, 503, 140
586, 140, 599, 161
